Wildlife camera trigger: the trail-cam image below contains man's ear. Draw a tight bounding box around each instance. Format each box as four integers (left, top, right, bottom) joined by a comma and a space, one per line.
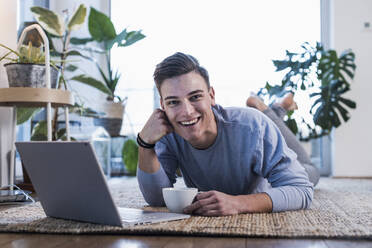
209, 87, 216, 106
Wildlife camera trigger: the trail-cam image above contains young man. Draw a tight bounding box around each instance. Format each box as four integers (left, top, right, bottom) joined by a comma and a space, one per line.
137, 52, 314, 216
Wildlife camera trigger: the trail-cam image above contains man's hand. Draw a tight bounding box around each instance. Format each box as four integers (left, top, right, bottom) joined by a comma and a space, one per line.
183, 191, 273, 216
183, 191, 241, 216
139, 108, 174, 144
138, 109, 174, 174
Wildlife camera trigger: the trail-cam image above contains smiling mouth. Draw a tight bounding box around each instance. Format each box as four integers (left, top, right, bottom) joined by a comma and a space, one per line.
179, 117, 201, 126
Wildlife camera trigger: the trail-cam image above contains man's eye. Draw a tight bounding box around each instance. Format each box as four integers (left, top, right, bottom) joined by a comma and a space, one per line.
190, 94, 203, 101
167, 100, 179, 106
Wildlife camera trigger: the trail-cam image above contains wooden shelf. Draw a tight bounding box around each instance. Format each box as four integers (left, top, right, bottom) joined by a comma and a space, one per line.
0, 87, 74, 107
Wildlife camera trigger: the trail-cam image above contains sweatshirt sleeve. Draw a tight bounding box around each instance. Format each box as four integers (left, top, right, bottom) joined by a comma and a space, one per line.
137, 138, 179, 206
252, 115, 314, 212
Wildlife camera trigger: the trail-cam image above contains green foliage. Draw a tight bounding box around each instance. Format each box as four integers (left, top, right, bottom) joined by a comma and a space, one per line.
70, 75, 113, 97
31, 6, 65, 36
67, 4, 87, 31
17, 108, 41, 125
30, 4, 88, 85
258, 42, 356, 141
31, 4, 87, 36
88, 7, 116, 42
0, 41, 55, 65
71, 7, 145, 101
18, 42, 46, 63
30, 5, 92, 138
30, 121, 48, 141
122, 139, 138, 176
69, 103, 102, 118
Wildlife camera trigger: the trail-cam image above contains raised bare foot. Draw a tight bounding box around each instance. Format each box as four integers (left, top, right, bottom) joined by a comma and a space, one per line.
277, 93, 298, 111
246, 93, 268, 112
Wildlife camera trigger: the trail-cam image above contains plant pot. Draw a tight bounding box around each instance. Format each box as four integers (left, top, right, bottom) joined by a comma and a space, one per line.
4, 63, 59, 88
94, 101, 126, 137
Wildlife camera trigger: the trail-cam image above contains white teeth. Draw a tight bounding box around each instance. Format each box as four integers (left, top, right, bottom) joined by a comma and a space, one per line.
181, 118, 198, 125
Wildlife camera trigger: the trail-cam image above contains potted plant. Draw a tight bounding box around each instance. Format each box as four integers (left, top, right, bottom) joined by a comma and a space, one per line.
71, 7, 145, 137
0, 5, 90, 140
0, 41, 59, 88
258, 42, 357, 141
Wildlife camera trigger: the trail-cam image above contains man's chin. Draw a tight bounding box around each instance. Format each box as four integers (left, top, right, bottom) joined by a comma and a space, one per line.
175, 128, 200, 143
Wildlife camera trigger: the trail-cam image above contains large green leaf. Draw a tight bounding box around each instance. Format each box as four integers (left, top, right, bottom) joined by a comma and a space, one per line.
31, 7, 65, 36
88, 7, 116, 42
16, 107, 41, 125
67, 4, 87, 31
71, 74, 113, 96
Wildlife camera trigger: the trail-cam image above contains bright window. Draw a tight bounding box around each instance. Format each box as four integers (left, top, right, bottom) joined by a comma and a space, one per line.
111, 0, 320, 135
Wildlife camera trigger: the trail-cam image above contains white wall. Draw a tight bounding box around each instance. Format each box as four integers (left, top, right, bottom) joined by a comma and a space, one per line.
332, 0, 372, 176
0, 0, 17, 186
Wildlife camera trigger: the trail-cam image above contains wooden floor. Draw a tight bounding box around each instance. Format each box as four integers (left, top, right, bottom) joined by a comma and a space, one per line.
0, 234, 371, 248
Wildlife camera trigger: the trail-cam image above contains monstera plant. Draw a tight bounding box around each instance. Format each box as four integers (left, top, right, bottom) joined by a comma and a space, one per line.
258, 42, 357, 141
71, 7, 145, 137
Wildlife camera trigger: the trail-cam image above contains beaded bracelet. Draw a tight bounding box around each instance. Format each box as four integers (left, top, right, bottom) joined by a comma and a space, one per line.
137, 133, 156, 149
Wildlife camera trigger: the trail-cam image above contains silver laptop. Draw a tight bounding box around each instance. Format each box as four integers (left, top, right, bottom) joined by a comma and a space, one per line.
16, 141, 190, 226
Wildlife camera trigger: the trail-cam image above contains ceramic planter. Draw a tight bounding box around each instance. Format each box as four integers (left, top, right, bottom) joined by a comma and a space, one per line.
94, 101, 126, 137
4, 63, 59, 88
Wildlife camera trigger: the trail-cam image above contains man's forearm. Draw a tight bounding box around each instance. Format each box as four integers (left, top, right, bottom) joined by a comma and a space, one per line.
236, 193, 273, 213
137, 147, 172, 206
184, 191, 273, 215
138, 147, 161, 173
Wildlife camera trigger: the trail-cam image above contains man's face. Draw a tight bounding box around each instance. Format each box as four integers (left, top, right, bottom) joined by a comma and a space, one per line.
160, 71, 217, 148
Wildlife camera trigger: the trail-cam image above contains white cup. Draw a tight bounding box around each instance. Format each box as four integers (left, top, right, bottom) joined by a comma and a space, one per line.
162, 187, 198, 213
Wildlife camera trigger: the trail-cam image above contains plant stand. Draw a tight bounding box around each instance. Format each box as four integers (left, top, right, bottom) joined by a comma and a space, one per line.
0, 87, 74, 191
0, 24, 74, 198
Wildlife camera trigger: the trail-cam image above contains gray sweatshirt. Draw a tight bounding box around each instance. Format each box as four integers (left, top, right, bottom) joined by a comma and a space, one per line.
137, 105, 313, 212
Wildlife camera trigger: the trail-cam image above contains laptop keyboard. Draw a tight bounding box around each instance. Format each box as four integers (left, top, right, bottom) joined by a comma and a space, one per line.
118, 207, 162, 223
117, 207, 190, 225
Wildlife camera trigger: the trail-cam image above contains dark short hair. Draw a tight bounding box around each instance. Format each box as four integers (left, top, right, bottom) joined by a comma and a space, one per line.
153, 52, 210, 91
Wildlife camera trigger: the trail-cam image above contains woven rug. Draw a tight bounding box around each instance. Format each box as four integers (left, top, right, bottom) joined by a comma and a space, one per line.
0, 177, 371, 239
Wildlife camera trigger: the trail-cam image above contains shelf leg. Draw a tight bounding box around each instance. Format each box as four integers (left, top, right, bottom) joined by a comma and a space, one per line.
47, 102, 52, 141
65, 107, 70, 141
10, 106, 17, 191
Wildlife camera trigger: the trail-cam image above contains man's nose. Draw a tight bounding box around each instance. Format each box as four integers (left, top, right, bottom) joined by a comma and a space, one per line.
182, 101, 195, 116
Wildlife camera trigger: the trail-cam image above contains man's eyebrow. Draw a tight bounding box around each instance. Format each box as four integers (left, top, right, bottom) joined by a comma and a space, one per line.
164, 96, 178, 101
164, 90, 204, 101
188, 90, 204, 96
